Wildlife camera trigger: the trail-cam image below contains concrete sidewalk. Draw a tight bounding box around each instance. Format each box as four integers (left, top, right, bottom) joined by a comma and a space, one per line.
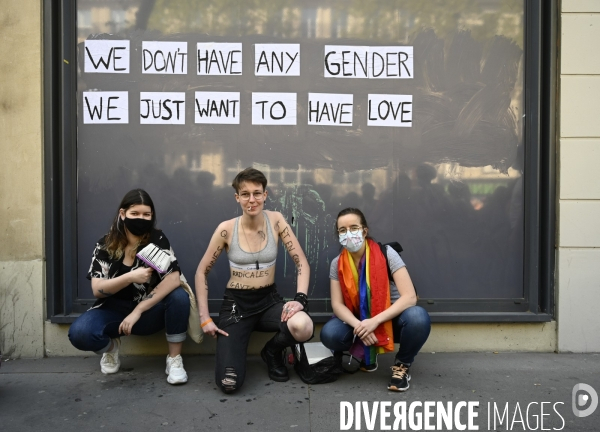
1, 353, 599, 432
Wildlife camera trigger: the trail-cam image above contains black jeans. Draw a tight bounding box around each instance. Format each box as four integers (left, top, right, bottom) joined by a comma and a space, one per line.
215, 287, 286, 392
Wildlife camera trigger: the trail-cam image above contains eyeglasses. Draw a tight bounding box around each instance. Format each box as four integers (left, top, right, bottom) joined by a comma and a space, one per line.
337, 225, 363, 235
238, 191, 265, 201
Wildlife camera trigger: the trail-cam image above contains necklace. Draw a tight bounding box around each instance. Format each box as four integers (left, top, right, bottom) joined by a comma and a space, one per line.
240, 214, 266, 270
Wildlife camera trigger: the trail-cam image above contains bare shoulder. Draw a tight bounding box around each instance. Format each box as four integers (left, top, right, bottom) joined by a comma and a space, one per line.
265, 210, 285, 231
214, 219, 236, 242
217, 218, 236, 231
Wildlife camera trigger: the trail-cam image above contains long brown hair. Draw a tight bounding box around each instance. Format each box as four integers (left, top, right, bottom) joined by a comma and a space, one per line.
104, 189, 157, 259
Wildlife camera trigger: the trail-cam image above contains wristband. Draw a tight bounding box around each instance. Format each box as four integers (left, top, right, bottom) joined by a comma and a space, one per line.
294, 292, 309, 312
201, 318, 213, 328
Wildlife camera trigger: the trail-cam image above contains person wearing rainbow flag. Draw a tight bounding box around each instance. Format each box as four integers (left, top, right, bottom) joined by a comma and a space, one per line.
320, 208, 431, 392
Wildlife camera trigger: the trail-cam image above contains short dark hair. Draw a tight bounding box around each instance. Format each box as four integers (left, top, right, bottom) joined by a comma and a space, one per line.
335, 207, 369, 232
231, 167, 268, 193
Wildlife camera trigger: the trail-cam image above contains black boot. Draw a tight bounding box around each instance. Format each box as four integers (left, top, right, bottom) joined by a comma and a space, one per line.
261, 329, 294, 382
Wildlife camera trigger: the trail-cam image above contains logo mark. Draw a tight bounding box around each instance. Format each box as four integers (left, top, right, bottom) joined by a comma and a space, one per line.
572, 383, 598, 418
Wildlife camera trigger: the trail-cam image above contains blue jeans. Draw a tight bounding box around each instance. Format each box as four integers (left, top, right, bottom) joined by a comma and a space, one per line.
68, 287, 190, 354
320, 305, 431, 365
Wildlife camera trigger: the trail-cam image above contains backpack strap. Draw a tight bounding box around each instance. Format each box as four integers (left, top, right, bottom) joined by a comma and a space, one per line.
378, 242, 394, 281
379, 241, 418, 298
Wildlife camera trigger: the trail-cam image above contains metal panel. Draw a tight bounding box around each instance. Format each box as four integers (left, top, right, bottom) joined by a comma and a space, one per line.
60, 1, 79, 316
44, 0, 60, 318
523, 0, 542, 315
540, 0, 558, 316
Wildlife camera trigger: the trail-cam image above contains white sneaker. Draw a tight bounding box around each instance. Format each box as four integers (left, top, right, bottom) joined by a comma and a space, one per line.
100, 338, 121, 374
166, 354, 188, 385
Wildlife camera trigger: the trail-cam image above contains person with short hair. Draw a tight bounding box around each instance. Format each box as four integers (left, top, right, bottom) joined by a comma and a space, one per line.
68, 189, 190, 384
195, 168, 314, 393
320, 207, 431, 392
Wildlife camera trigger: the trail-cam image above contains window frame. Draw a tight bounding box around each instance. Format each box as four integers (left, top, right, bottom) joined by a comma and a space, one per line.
45, 0, 556, 323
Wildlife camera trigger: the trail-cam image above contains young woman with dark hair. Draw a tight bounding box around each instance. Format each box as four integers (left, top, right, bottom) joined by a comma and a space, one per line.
68, 189, 191, 384
320, 207, 431, 392
195, 168, 314, 393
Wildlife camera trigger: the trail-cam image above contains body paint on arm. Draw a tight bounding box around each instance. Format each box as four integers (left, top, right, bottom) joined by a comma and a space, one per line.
204, 245, 224, 289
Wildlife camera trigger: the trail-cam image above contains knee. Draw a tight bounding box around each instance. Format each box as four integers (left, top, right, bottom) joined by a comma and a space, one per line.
319, 319, 352, 350
402, 306, 431, 331
218, 366, 242, 394
68, 319, 90, 350
287, 314, 313, 342
319, 322, 336, 349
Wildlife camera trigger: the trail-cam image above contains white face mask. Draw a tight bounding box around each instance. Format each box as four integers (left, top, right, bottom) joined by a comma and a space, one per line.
339, 230, 365, 253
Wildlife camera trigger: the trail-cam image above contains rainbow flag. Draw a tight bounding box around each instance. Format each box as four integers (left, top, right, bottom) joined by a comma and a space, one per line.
338, 238, 394, 364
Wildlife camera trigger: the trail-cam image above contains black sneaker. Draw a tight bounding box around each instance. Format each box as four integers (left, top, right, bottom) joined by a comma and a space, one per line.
388, 363, 411, 392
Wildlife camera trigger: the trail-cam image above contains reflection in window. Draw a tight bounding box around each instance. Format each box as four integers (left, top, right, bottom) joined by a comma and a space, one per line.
77, 9, 92, 40
332, 11, 347, 39
109, 10, 127, 34
302, 8, 317, 38
75, 0, 527, 301
78, 10, 92, 29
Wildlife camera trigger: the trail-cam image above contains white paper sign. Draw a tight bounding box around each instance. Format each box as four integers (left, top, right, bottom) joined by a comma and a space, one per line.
370, 47, 413, 79
367, 94, 412, 127
84, 40, 130, 73
195, 92, 240, 124
197, 43, 243, 75
142, 42, 188, 74
324, 45, 413, 79
255, 44, 300, 76
324, 46, 369, 78
140, 92, 186, 125
83, 91, 128, 124
252, 93, 296, 125
307, 93, 353, 126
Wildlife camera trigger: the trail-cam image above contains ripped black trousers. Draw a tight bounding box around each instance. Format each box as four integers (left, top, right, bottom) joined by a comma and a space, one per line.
215, 285, 300, 393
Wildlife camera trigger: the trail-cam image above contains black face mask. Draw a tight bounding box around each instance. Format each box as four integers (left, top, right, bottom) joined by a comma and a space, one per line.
123, 217, 153, 236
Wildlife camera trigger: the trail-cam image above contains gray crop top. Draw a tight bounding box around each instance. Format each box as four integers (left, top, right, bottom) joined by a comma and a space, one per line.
228, 213, 278, 271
